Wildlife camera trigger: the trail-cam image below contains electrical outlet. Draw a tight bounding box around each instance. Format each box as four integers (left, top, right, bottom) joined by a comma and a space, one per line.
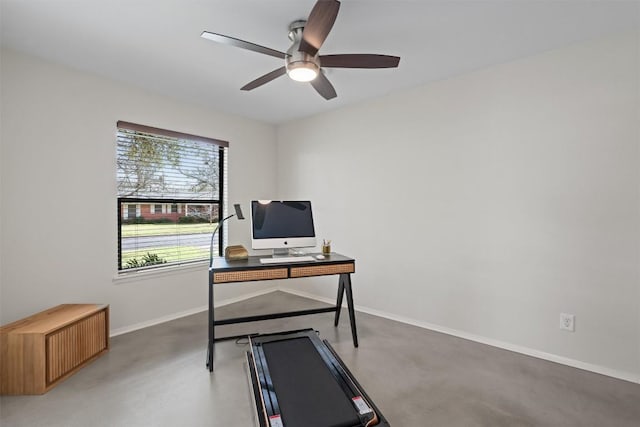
560, 313, 575, 332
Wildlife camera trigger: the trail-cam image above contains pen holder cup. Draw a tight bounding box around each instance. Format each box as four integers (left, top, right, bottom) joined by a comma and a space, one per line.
322, 245, 331, 255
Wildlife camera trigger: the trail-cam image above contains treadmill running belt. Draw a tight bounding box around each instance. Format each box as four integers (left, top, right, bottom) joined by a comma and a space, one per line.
262, 337, 361, 427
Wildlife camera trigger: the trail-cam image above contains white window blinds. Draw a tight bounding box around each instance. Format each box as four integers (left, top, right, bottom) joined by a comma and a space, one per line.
116, 121, 228, 272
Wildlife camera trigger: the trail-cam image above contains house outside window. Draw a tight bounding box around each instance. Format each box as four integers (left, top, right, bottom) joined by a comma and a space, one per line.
116, 121, 229, 271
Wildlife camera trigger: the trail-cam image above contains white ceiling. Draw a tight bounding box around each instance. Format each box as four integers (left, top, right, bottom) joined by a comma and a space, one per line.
1, 1, 638, 124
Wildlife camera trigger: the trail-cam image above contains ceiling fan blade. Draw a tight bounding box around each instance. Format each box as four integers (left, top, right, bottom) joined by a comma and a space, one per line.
241, 67, 287, 91
201, 31, 286, 59
320, 54, 400, 69
299, 0, 340, 57
310, 72, 337, 100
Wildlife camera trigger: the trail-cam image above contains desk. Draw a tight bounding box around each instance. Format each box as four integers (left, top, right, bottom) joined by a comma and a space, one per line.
207, 253, 358, 371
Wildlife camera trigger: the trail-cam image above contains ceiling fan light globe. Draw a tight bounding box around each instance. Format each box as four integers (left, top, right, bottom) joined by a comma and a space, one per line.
287, 63, 319, 82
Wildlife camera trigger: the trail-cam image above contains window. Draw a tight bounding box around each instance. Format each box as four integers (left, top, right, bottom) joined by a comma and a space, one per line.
126, 204, 137, 219
116, 121, 229, 272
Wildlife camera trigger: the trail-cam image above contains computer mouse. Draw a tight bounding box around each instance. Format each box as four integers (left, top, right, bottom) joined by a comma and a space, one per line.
315, 254, 325, 260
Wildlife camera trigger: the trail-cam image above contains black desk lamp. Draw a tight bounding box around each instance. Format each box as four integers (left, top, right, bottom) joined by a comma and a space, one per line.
209, 203, 244, 268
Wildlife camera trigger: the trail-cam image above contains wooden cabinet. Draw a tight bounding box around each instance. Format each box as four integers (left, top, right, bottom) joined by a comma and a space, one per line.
1, 304, 109, 395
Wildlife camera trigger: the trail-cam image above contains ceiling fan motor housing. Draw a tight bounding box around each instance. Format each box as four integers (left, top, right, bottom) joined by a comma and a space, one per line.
286, 20, 320, 81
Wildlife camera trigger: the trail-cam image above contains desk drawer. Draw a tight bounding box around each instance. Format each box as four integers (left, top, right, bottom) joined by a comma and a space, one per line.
213, 268, 288, 283
290, 263, 355, 278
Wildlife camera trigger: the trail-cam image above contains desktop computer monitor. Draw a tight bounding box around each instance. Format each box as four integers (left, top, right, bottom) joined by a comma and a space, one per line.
250, 200, 316, 255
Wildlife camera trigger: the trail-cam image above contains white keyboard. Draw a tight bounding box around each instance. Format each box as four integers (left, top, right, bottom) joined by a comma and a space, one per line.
259, 256, 316, 264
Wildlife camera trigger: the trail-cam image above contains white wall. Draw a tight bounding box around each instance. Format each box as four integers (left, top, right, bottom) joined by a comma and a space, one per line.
0, 48, 278, 331
277, 32, 640, 380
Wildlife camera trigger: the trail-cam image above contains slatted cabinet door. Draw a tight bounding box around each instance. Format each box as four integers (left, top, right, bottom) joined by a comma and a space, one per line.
46, 310, 108, 384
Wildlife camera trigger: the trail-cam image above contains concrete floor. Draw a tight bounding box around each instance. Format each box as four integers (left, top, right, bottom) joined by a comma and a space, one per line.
1, 291, 639, 427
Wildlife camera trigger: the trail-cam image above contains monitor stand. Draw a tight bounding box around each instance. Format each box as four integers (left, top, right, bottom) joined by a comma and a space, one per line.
272, 248, 290, 257
271, 248, 308, 257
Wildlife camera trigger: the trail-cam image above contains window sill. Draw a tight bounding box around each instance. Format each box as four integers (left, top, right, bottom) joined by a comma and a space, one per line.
112, 260, 209, 284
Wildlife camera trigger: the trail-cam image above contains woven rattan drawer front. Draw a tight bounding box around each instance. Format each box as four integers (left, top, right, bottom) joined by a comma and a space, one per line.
290, 263, 354, 278
213, 268, 288, 283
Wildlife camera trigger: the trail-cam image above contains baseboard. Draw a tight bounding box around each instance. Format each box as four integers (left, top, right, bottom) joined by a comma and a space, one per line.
280, 288, 640, 384
109, 287, 278, 337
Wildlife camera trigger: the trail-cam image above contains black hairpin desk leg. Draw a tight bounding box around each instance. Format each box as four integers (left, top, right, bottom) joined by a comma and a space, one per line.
335, 273, 358, 347
334, 276, 345, 327
206, 272, 214, 372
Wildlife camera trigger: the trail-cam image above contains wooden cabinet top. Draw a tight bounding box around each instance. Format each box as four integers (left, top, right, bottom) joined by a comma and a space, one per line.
0, 304, 108, 335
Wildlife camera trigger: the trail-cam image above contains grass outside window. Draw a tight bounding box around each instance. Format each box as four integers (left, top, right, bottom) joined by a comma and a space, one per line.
121, 246, 210, 266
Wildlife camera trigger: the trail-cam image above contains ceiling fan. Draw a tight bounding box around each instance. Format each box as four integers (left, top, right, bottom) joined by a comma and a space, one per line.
201, 0, 400, 100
